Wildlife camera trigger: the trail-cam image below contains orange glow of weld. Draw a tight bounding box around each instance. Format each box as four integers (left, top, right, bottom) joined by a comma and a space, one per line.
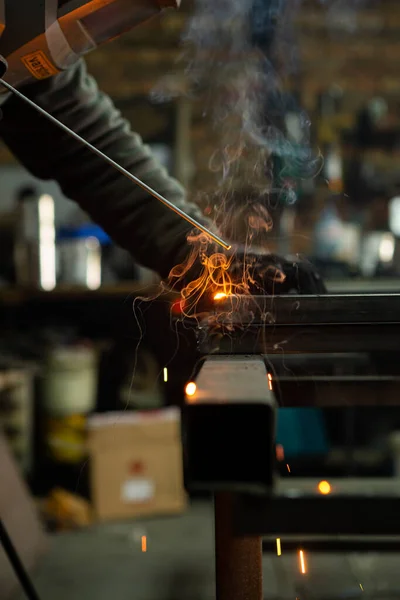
171, 298, 185, 314
164, 197, 287, 322
318, 480, 331, 495
267, 373, 273, 391
214, 292, 228, 301
299, 550, 307, 574
185, 382, 197, 398
141, 536, 147, 553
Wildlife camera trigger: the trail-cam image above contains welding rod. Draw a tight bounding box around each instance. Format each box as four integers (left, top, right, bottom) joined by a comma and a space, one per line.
0, 77, 231, 251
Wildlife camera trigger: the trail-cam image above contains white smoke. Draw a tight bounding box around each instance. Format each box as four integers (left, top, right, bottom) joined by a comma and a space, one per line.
152, 0, 369, 244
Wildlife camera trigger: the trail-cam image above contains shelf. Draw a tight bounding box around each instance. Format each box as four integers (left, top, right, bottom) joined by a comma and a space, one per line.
327, 278, 400, 293
0, 279, 397, 306
0, 283, 177, 305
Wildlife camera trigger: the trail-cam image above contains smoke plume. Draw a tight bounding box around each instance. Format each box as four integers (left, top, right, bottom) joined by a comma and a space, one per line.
153, 0, 369, 251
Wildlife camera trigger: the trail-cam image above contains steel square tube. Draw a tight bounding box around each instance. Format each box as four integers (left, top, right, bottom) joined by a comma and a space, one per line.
198, 294, 400, 355
212, 294, 400, 325
261, 537, 400, 553
234, 494, 400, 537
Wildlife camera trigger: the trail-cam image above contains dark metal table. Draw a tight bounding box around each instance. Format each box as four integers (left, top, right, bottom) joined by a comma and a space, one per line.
184, 294, 400, 600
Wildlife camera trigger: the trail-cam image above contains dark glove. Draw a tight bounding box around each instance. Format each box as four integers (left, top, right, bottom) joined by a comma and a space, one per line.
232, 252, 327, 295
168, 244, 326, 300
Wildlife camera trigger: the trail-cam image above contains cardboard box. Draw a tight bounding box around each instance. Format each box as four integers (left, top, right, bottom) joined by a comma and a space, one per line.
88, 408, 187, 521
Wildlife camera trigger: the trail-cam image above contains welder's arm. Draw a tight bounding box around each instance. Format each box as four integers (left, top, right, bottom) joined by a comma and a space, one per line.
0, 60, 204, 279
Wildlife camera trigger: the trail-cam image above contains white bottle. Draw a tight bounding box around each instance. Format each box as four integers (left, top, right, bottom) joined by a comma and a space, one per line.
14, 187, 56, 290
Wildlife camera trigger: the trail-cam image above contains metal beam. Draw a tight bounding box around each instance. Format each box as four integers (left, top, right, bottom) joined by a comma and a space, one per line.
198, 294, 400, 355
262, 536, 400, 553
275, 375, 400, 406
213, 294, 400, 325
235, 495, 400, 536
199, 322, 400, 354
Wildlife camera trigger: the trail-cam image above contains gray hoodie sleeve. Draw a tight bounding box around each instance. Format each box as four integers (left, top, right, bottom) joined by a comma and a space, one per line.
0, 60, 207, 279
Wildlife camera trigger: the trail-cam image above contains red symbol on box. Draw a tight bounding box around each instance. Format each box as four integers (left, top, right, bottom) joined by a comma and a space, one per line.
129, 461, 144, 475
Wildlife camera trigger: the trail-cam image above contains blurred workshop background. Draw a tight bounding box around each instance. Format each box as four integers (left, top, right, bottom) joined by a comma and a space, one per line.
2, 1, 400, 599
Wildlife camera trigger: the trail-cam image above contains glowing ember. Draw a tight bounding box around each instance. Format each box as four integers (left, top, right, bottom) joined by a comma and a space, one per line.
141, 536, 147, 553
318, 480, 332, 495
185, 382, 197, 397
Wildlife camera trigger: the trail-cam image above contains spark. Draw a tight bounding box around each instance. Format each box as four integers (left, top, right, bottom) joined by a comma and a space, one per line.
267, 372, 273, 391
299, 549, 307, 574
163, 367, 168, 382
185, 382, 197, 397
286, 464, 291, 473
276, 538, 282, 556
318, 480, 331, 495
359, 583, 364, 592
141, 536, 147, 553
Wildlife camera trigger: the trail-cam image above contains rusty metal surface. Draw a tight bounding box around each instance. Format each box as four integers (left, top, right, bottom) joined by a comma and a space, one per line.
215, 493, 262, 600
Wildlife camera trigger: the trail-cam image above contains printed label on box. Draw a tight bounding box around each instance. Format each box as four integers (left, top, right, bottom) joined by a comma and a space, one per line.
121, 479, 154, 503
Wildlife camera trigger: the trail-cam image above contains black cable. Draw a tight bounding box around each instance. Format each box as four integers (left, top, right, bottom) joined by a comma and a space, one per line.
0, 518, 42, 600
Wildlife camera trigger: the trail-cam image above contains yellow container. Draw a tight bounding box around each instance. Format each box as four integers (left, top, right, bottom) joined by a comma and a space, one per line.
45, 414, 87, 464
